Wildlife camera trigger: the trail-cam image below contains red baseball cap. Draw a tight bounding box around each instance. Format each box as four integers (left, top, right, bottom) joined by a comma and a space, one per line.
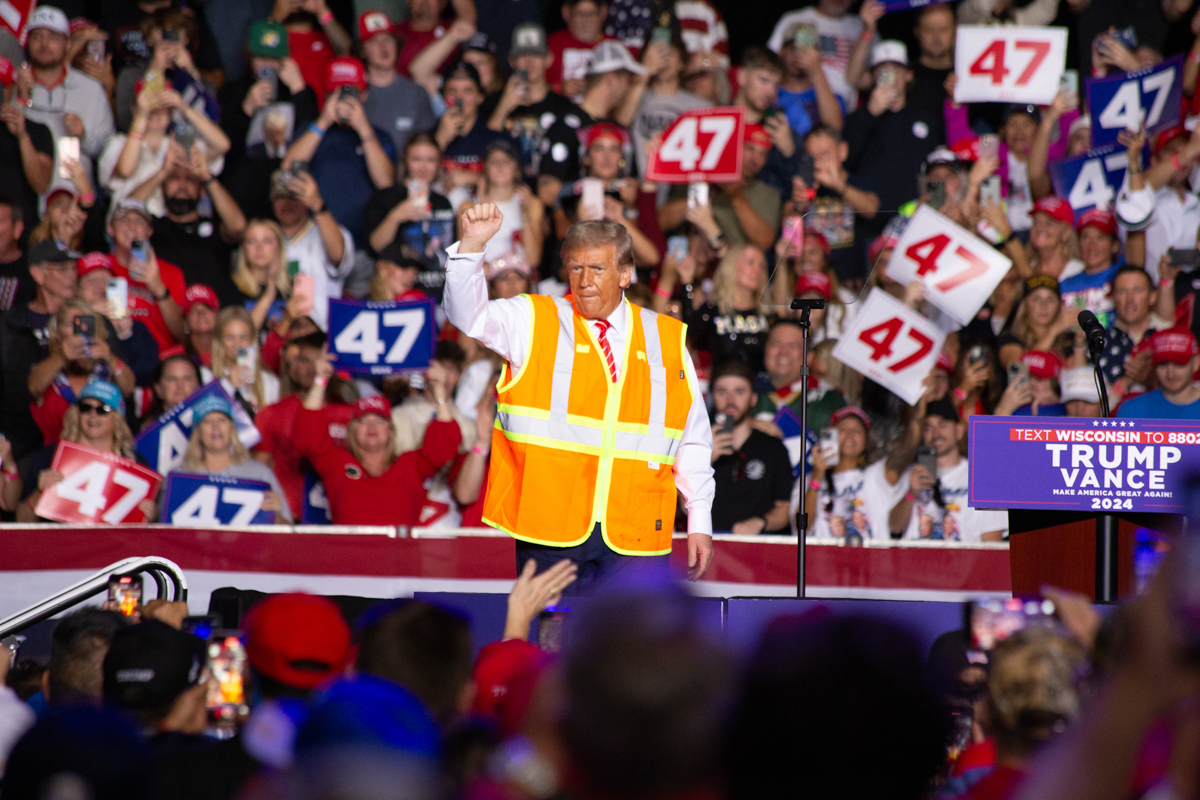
1021, 350, 1063, 380
744, 123, 772, 150
327, 56, 367, 92
1150, 329, 1200, 365
581, 122, 626, 150
243, 593, 353, 690
353, 394, 392, 420
805, 229, 830, 256
794, 270, 832, 300
357, 10, 393, 42
77, 251, 114, 277
830, 405, 870, 431
950, 137, 979, 163
935, 349, 954, 372
182, 283, 218, 313
472, 638, 546, 718
1032, 196, 1074, 226
1075, 208, 1117, 237
1154, 124, 1189, 155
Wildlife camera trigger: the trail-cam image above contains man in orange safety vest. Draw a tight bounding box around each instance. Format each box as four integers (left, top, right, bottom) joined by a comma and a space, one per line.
444, 203, 715, 593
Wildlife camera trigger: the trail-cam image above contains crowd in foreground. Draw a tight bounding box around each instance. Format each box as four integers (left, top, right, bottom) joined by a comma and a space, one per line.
2, 0, 1200, 540
0, 558, 1192, 800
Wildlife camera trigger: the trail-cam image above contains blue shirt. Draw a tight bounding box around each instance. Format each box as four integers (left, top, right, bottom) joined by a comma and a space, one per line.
310, 124, 397, 246
1116, 389, 1200, 419
1060, 260, 1123, 327
1013, 402, 1068, 416
777, 85, 845, 139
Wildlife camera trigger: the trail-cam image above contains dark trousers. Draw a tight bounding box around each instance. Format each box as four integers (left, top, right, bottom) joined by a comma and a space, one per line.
515, 523, 671, 596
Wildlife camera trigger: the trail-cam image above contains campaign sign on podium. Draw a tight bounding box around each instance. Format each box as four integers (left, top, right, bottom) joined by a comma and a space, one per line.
161, 472, 275, 526
35, 442, 163, 524
135, 383, 260, 474
968, 415, 1200, 513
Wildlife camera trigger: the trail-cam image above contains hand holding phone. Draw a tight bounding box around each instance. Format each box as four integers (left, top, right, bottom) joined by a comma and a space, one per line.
205, 632, 249, 724
581, 178, 606, 221
108, 574, 143, 618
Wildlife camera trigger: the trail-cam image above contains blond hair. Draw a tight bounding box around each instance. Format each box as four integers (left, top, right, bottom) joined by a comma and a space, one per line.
210, 306, 267, 408
60, 405, 137, 460
50, 299, 109, 357
710, 244, 769, 316
231, 219, 291, 299
1010, 291, 1065, 351
179, 413, 251, 471
346, 417, 400, 468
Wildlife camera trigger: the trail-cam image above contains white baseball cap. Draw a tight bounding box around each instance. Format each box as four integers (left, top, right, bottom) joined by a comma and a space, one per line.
870, 40, 908, 69
1060, 367, 1101, 403
27, 6, 69, 35
586, 40, 647, 77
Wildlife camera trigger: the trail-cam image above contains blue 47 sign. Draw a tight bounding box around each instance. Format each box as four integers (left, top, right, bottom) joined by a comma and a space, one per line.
135, 383, 261, 474
1086, 55, 1182, 148
1048, 143, 1149, 219
161, 472, 276, 525
328, 297, 437, 375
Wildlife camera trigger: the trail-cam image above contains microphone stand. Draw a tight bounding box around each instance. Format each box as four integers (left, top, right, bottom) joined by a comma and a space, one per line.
1082, 321, 1118, 602
1083, 331, 1111, 418
791, 297, 826, 598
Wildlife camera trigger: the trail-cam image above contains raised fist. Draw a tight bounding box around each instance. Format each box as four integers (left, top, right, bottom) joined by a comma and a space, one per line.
460, 203, 504, 254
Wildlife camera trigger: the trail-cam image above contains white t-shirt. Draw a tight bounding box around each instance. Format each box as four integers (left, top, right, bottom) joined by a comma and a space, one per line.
1006, 153, 1033, 233
284, 221, 355, 331
903, 458, 1008, 543
810, 458, 906, 540
767, 8, 862, 109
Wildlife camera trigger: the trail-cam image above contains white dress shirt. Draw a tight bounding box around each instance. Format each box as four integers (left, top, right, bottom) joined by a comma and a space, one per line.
444, 242, 715, 535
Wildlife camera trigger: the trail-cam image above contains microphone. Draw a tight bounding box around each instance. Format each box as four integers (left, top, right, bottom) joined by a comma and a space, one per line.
1077, 310, 1106, 353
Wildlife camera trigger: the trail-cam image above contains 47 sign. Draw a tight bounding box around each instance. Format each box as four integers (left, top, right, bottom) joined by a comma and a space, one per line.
646, 107, 745, 184
832, 289, 946, 406
954, 26, 1067, 105
328, 296, 437, 375
1087, 55, 1182, 147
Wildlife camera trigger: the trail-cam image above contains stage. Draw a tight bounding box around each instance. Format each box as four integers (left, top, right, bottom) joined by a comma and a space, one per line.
0, 524, 1011, 619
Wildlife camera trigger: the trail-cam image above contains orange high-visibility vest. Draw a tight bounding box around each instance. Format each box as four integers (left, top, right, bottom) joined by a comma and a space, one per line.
483, 294, 694, 555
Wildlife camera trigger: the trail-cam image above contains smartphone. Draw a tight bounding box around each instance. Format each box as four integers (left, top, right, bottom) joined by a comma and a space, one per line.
515, 68, 530, 83
1007, 359, 1029, 386
2, 635, 23, 669
106, 277, 129, 320
537, 605, 569, 653
715, 412, 735, 435
409, 373, 426, 391
978, 133, 999, 162
289, 160, 308, 177
877, 65, 896, 87
819, 427, 839, 467
86, 38, 105, 63
205, 632, 250, 724
927, 181, 946, 210
339, 85, 359, 101
980, 175, 1002, 207
107, 574, 142, 618
236, 346, 256, 368
781, 215, 803, 251
687, 181, 709, 209
916, 445, 938, 480
1111, 26, 1138, 49
581, 177, 606, 221
666, 235, 689, 262
173, 114, 195, 151
454, 97, 464, 111
130, 239, 150, 267
292, 272, 314, 316
56, 136, 80, 179
650, 26, 672, 46
73, 314, 95, 341
406, 178, 429, 212
258, 65, 278, 101
968, 344, 987, 366
1169, 248, 1200, 270
793, 23, 818, 50
162, 28, 180, 42
966, 597, 1058, 652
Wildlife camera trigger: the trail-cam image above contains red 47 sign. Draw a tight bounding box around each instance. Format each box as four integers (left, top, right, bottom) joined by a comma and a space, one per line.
36, 441, 163, 524
954, 26, 1068, 105
646, 107, 744, 184
885, 205, 1013, 327
832, 289, 946, 406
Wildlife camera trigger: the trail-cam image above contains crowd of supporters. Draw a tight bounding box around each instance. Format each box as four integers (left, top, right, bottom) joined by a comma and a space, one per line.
1, 0, 1199, 540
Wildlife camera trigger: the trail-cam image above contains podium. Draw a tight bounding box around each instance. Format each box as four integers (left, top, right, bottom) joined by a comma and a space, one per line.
1007, 510, 1180, 602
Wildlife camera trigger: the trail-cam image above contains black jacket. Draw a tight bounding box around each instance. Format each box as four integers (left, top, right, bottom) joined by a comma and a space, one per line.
0, 304, 47, 461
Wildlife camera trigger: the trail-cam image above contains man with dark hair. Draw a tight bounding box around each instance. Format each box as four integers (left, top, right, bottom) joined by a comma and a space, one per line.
727, 614, 948, 800
563, 585, 732, 800
709, 361, 793, 535
733, 45, 802, 199
752, 320, 846, 433
776, 22, 843, 139
890, 399, 1006, 542
547, 0, 611, 97
0, 197, 34, 312
630, 32, 710, 178
43, 607, 129, 706
102, 621, 207, 733
356, 601, 474, 726
1098, 266, 1165, 398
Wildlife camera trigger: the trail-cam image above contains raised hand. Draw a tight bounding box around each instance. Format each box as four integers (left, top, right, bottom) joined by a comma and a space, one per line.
460, 202, 504, 254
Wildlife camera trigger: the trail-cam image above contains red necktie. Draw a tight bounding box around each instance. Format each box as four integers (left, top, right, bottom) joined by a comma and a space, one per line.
594, 319, 618, 383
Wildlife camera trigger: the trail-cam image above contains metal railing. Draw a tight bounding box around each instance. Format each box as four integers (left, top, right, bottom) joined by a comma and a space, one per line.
0, 556, 187, 639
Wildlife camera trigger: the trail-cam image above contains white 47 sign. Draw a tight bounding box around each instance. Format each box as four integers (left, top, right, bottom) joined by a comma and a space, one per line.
885, 205, 1013, 327
832, 289, 946, 406
954, 26, 1067, 104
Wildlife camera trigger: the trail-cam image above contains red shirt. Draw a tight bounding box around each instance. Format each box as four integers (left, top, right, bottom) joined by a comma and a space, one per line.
255, 394, 355, 517
959, 767, 1024, 800
545, 31, 611, 91
30, 378, 79, 446
109, 255, 187, 355
394, 20, 457, 78
288, 29, 335, 103
294, 406, 461, 525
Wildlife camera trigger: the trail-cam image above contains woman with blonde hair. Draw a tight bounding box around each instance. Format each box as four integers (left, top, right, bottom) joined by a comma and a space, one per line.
685, 244, 776, 372
999, 275, 1074, 367
168, 394, 290, 522
231, 219, 291, 332
14, 381, 159, 522
1026, 197, 1084, 281
203, 306, 280, 415
28, 187, 89, 252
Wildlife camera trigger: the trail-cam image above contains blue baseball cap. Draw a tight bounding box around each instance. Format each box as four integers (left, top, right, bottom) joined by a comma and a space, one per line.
295, 675, 441, 758
79, 380, 125, 416
191, 393, 232, 423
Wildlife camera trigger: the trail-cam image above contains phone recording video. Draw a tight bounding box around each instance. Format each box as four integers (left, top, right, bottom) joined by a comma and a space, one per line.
966, 597, 1059, 652
205, 632, 249, 724
73, 315, 96, 341
537, 605, 569, 653
108, 574, 143, 618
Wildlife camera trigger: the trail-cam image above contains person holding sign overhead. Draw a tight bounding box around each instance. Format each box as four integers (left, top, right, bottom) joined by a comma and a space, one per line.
15, 381, 159, 523
167, 393, 291, 522
444, 204, 715, 591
